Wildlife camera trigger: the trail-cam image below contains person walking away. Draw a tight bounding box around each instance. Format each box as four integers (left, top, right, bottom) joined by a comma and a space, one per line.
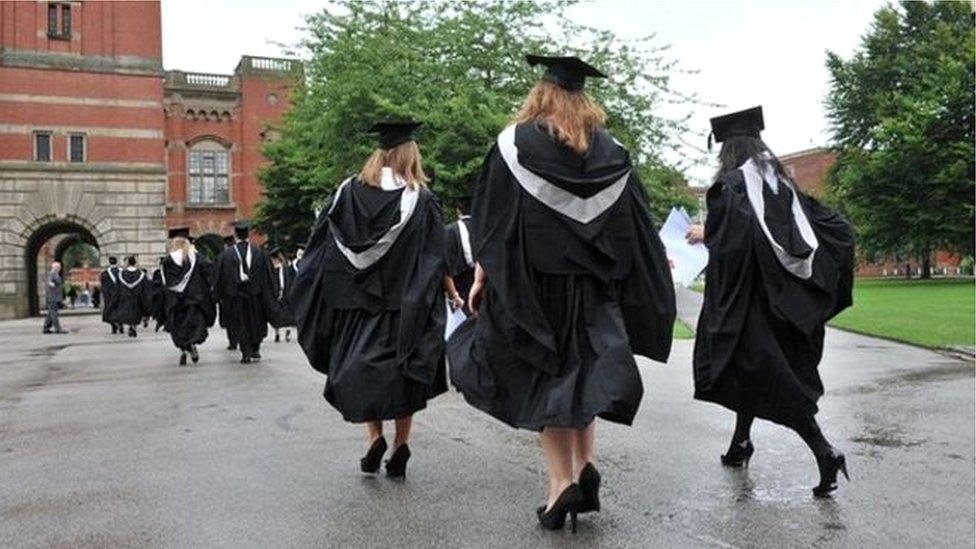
691, 106, 855, 497
447, 56, 676, 532
43, 261, 67, 334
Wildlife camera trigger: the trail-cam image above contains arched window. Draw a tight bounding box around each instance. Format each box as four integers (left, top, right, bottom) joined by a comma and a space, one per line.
187, 139, 230, 205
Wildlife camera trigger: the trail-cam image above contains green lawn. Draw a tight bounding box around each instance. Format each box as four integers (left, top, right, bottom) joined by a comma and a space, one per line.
673, 319, 695, 340
829, 278, 975, 348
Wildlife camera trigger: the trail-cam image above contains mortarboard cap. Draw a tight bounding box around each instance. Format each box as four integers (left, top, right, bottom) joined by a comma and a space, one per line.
709, 106, 764, 150
168, 227, 192, 240
369, 121, 423, 150
526, 55, 606, 91
233, 221, 251, 239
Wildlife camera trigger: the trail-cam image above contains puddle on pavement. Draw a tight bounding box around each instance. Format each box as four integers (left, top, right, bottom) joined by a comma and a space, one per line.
850, 426, 924, 448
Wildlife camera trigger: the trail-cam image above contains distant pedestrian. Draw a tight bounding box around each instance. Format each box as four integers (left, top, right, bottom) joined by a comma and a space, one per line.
100, 256, 123, 334
269, 247, 295, 343
42, 262, 67, 334
115, 256, 151, 337
691, 106, 855, 497
160, 228, 216, 366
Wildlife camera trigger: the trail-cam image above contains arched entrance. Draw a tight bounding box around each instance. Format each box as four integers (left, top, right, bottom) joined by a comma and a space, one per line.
25, 221, 100, 317
195, 233, 224, 261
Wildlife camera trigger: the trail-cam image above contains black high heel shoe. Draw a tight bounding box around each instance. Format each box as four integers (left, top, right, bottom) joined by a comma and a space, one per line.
385, 444, 411, 478
721, 440, 755, 467
577, 463, 601, 513
178, 352, 187, 366
190, 346, 199, 364
813, 447, 849, 497
537, 484, 585, 533
360, 437, 387, 474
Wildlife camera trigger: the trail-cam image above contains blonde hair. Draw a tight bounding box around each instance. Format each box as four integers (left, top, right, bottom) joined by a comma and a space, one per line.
514, 81, 607, 154
167, 236, 193, 261
359, 140, 429, 189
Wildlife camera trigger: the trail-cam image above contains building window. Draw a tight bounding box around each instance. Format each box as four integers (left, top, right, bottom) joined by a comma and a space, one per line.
47, 3, 72, 40
68, 134, 85, 163
34, 132, 52, 162
187, 144, 230, 205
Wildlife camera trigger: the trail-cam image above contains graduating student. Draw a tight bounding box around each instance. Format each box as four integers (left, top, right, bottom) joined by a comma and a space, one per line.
691, 106, 855, 497
149, 256, 167, 332
160, 228, 216, 366
269, 247, 296, 343
217, 234, 238, 350
292, 120, 454, 478
99, 256, 123, 334
115, 256, 151, 337
213, 222, 276, 363
443, 193, 475, 309
447, 56, 675, 532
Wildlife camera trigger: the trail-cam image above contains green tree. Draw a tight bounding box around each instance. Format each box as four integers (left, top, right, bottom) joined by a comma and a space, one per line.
255, 0, 698, 245
825, 0, 974, 277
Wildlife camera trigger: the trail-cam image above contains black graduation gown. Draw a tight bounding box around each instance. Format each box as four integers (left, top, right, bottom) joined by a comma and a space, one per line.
160, 252, 217, 351
444, 216, 475, 305
213, 242, 276, 354
292, 177, 447, 423
447, 123, 676, 431
270, 264, 297, 328
149, 268, 166, 330
693, 169, 854, 427
114, 268, 151, 325
99, 266, 120, 324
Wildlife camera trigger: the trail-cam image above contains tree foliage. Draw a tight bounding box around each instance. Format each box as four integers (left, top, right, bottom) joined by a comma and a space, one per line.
255, 0, 699, 247
824, 0, 974, 274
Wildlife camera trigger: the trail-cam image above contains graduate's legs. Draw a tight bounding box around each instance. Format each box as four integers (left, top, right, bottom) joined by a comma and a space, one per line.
721, 413, 755, 467
540, 427, 575, 510
791, 416, 848, 496
366, 420, 383, 443
572, 422, 595, 476
393, 416, 412, 447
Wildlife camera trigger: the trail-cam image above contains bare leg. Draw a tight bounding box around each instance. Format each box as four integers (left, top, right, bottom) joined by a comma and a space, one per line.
394, 416, 413, 447
366, 421, 383, 443
540, 427, 575, 510
572, 422, 596, 478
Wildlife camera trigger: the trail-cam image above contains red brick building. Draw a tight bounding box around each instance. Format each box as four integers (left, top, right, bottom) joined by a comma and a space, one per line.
164, 57, 298, 256
0, 1, 297, 318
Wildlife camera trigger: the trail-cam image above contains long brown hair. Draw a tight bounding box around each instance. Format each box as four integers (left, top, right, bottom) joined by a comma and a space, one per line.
359, 140, 429, 189
514, 81, 607, 154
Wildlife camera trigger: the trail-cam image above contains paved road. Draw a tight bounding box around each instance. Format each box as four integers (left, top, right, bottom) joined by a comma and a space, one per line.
1, 293, 973, 548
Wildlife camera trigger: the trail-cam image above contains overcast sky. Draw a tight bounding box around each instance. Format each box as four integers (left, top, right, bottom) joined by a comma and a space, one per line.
161, 0, 886, 185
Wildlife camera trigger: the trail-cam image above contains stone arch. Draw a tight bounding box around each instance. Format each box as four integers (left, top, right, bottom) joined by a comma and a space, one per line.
23, 218, 101, 316
0, 168, 168, 318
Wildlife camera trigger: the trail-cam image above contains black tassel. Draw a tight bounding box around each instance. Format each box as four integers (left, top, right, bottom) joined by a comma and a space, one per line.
707, 132, 713, 152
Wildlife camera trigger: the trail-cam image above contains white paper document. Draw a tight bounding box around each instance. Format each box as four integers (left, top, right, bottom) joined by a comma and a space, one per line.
444, 302, 468, 341
658, 207, 709, 286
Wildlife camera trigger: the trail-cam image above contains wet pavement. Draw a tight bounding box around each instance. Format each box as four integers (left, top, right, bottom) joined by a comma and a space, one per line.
0, 295, 973, 548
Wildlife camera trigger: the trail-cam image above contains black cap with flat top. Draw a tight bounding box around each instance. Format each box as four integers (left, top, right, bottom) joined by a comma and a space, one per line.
233, 220, 251, 239
168, 227, 191, 240
708, 106, 764, 150
369, 121, 423, 150
525, 54, 607, 91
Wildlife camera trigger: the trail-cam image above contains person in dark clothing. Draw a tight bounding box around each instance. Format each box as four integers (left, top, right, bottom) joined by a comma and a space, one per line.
269, 247, 296, 343
218, 234, 238, 351
444, 193, 475, 312
43, 261, 67, 334
160, 228, 217, 366
99, 256, 123, 334
691, 106, 855, 497
447, 56, 675, 531
115, 256, 151, 337
293, 120, 458, 479
213, 222, 276, 363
